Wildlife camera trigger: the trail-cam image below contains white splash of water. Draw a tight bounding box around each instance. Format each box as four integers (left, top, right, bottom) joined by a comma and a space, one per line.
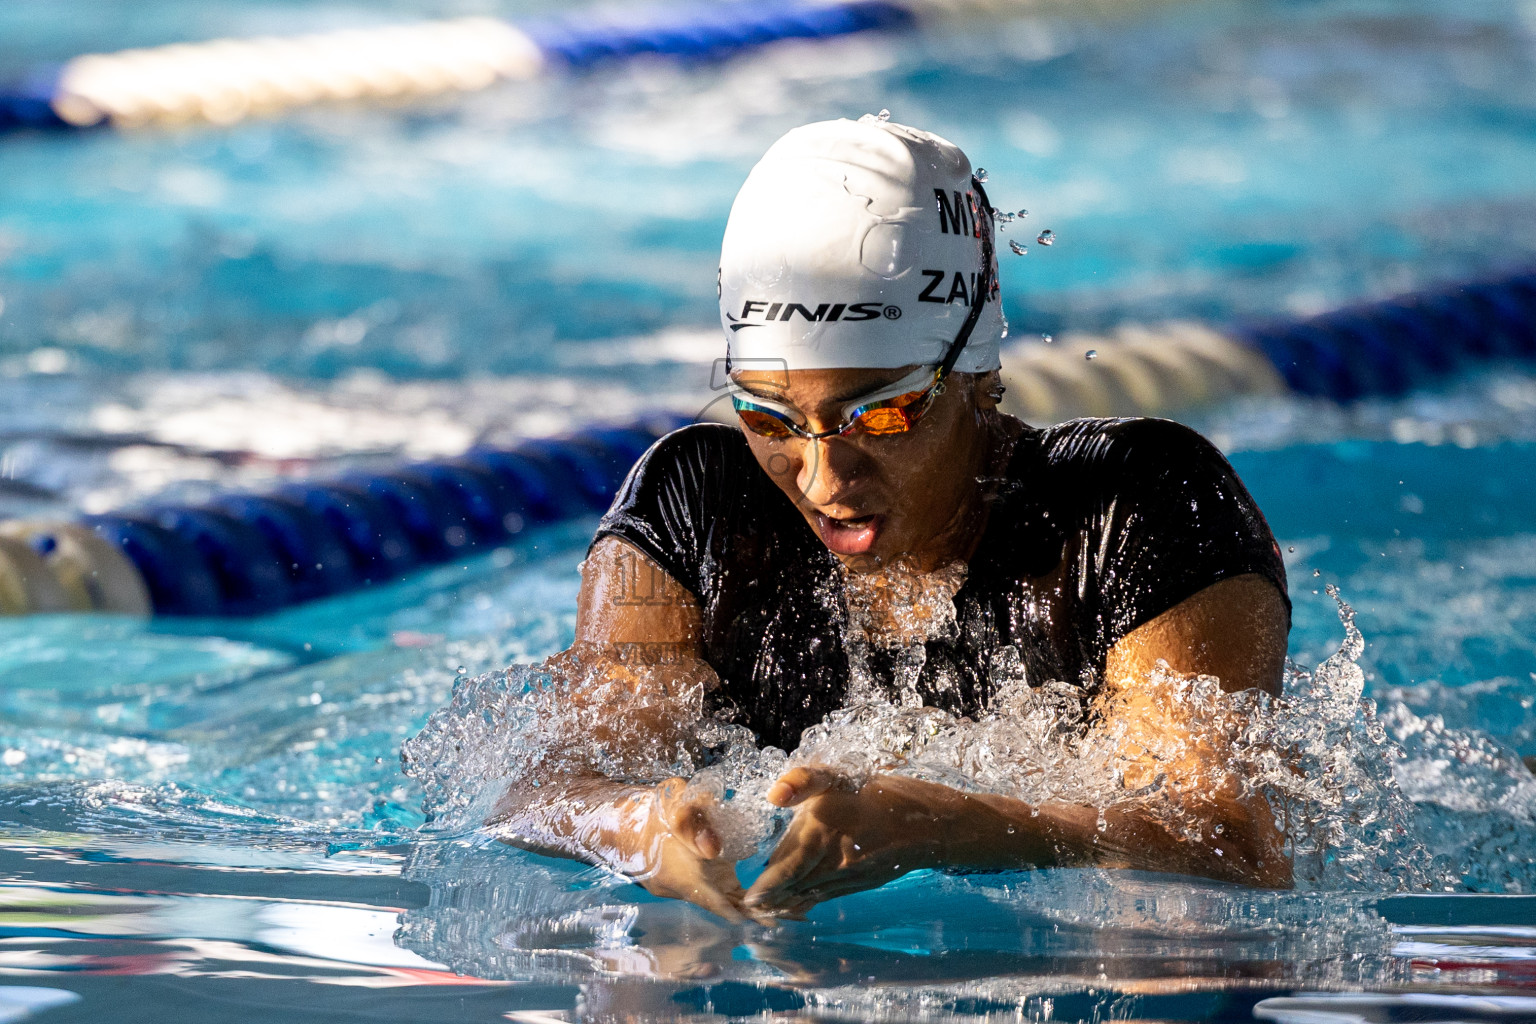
402, 587, 1536, 894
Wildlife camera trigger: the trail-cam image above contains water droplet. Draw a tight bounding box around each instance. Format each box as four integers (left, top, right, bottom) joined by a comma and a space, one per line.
1213, 823, 1224, 835
1036, 229, 1055, 246
876, 108, 891, 121
975, 168, 989, 183
1017, 208, 1029, 219
1008, 240, 1028, 256
1085, 349, 1098, 360
1041, 333, 1053, 344
1312, 569, 1321, 578
456, 665, 467, 674
1287, 546, 1296, 553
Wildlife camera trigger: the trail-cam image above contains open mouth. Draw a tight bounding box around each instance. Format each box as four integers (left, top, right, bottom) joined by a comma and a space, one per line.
813, 512, 883, 556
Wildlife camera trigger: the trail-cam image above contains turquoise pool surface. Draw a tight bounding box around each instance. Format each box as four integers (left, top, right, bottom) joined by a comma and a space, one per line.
2, 0, 1536, 1021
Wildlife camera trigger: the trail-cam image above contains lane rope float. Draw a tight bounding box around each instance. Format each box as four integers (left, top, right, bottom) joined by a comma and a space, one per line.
0, 522, 152, 614
998, 270, 1536, 423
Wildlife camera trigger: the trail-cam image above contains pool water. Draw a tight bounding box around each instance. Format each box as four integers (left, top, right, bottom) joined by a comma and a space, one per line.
3, 0, 1536, 1020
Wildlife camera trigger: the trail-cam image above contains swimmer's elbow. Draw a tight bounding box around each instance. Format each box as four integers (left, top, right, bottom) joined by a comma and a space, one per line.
1236, 855, 1293, 890
1205, 809, 1293, 889
1110, 797, 1293, 889
1258, 854, 1294, 889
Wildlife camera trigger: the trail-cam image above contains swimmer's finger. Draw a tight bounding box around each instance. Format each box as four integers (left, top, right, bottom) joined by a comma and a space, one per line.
773, 895, 819, 919
710, 875, 780, 927
805, 872, 886, 901
676, 802, 724, 860
716, 865, 780, 926
683, 880, 748, 925
656, 781, 723, 860
697, 869, 775, 927
648, 861, 745, 925
745, 841, 836, 909
780, 871, 887, 911
739, 900, 782, 928
765, 765, 842, 807
773, 862, 853, 905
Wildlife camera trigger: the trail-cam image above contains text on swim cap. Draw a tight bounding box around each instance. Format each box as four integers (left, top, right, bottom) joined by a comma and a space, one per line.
934, 189, 985, 238
728, 301, 896, 330
918, 269, 986, 307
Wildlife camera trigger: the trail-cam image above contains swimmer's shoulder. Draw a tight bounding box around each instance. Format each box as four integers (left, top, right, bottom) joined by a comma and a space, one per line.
615, 421, 764, 508
1029, 416, 1228, 477
599, 423, 767, 576
633, 421, 755, 475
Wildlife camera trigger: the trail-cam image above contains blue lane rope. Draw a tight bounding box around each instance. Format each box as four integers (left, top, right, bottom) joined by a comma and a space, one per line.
2, 269, 1535, 617
525, 1, 912, 68
0, 1, 916, 135
52, 269, 1536, 618
73, 417, 683, 617
0, 66, 73, 133
1234, 271, 1536, 402
6, 272, 1536, 617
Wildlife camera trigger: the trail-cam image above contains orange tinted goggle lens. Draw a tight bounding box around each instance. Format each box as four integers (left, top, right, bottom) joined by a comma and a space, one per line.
850, 389, 930, 436
736, 406, 798, 439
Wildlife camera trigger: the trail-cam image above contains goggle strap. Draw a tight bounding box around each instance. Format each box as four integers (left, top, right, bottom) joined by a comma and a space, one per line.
936, 175, 996, 382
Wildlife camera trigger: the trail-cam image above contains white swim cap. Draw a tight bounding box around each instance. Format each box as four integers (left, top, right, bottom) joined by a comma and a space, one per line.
719, 116, 1003, 374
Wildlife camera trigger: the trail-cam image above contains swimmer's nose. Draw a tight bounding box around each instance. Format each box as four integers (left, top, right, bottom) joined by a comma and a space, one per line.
796, 437, 866, 509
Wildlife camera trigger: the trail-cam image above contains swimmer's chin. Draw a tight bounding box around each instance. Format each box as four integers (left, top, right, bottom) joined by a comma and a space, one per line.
813, 512, 884, 557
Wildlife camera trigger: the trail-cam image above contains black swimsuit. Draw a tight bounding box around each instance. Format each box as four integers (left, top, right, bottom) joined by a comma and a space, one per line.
594, 418, 1287, 752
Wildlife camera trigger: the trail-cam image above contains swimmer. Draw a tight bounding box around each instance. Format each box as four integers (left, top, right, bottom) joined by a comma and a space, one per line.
492, 117, 1293, 923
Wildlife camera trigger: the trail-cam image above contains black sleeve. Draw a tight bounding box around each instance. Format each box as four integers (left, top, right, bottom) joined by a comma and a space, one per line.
1053, 418, 1289, 649
590, 423, 747, 598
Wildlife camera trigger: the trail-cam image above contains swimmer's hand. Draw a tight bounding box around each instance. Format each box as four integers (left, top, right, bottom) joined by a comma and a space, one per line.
744, 767, 949, 917
742, 764, 1291, 915
632, 777, 775, 927
492, 775, 772, 926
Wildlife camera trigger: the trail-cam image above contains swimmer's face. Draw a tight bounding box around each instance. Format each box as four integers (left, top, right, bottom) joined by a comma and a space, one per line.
732, 365, 1002, 571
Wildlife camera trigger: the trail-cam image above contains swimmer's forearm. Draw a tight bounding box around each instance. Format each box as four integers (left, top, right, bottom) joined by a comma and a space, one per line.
1055, 799, 1290, 887
878, 786, 1284, 890
489, 776, 656, 873
915, 788, 1080, 872
912, 783, 1291, 887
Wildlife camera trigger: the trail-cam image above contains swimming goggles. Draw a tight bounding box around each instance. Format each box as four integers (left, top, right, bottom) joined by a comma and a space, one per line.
732, 364, 945, 439
730, 175, 997, 441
